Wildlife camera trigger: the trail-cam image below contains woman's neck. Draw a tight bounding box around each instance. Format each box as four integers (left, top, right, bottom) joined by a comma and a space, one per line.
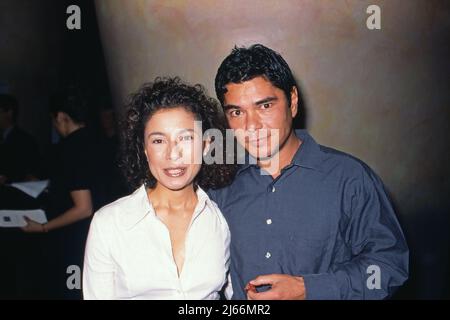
147, 183, 198, 212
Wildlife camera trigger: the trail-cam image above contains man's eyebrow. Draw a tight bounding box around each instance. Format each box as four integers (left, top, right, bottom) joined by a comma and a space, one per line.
254, 96, 278, 105
223, 104, 240, 111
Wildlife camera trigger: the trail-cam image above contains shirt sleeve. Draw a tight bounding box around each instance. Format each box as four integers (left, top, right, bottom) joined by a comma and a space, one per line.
83, 212, 115, 299
224, 272, 233, 300
302, 166, 409, 300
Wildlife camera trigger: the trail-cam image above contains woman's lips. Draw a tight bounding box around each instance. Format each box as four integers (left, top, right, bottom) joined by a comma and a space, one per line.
163, 167, 187, 177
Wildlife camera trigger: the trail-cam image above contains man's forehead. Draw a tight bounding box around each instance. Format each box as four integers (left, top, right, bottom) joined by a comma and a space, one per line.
224, 77, 280, 104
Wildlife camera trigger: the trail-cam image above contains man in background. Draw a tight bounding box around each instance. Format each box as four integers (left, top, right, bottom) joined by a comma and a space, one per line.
0, 94, 40, 184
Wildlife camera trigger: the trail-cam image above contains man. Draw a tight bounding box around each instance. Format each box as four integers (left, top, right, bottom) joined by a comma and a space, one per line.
0, 94, 40, 184
209, 44, 409, 300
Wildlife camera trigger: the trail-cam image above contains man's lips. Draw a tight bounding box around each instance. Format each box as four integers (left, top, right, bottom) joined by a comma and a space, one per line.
248, 136, 270, 146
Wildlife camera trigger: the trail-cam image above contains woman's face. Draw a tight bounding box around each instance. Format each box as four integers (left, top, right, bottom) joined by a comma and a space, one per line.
144, 107, 205, 191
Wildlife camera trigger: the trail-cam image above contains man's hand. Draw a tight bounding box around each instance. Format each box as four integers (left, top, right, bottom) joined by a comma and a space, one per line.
245, 274, 306, 300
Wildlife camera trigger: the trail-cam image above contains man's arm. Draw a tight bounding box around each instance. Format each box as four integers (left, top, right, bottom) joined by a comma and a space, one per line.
248, 167, 409, 300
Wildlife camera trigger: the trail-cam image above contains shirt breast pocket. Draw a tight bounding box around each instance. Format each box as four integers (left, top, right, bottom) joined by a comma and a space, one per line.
281, 235, 331, 275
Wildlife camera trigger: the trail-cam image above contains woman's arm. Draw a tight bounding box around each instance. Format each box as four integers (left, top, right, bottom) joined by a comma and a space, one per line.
83, 213, 115, 299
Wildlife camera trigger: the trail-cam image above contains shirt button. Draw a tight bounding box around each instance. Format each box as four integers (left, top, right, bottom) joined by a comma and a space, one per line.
265, 251, 271, 259
266, 218, 272, 225
271, 186, 276, 193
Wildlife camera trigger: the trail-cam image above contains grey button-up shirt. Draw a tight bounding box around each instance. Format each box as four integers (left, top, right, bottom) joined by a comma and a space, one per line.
208, 130, 408, 299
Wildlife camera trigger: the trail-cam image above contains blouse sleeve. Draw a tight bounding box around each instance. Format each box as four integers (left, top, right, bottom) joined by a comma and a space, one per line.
83, 212, 116, 299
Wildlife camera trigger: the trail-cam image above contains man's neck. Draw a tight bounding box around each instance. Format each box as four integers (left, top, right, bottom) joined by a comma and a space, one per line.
258, 130, 302, 179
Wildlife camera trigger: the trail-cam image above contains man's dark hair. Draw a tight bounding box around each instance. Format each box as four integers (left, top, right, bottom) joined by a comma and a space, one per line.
121, 77, 237, 190
0, 94, 19, 122
215, 44, 298, 106
49, 89, 89, 125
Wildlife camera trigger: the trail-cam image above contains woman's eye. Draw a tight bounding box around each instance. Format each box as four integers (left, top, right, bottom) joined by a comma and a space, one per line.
152, 139, 164, 144
180, 135, 194, 142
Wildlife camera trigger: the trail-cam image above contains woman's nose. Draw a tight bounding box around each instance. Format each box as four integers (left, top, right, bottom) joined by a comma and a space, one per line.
167, 142, 182, 161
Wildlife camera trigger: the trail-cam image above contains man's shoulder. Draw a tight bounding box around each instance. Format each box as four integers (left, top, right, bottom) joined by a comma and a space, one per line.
317, 144, 378, 181
206, 181, 238, 209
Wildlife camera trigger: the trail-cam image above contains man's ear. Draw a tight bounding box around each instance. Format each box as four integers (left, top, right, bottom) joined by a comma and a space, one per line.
290, 86, 299, 119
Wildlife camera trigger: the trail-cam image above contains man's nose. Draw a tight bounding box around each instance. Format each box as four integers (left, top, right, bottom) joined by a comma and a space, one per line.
245, 111, 262, 132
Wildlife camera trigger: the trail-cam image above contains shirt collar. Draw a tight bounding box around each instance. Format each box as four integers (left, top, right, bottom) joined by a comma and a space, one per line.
120, 184, 211, 229
290, 129, 325, 171
236, 129, 325, 175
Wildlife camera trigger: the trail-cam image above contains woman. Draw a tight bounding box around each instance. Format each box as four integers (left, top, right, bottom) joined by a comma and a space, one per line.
22, 90, 98, 299
83, 77, 236, 299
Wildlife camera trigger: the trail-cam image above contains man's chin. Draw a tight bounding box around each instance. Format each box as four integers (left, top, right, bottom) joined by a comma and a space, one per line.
248, 148, 279, 161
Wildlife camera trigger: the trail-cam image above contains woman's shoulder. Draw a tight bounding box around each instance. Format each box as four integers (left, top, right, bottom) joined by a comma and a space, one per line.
92, 185, 146, 227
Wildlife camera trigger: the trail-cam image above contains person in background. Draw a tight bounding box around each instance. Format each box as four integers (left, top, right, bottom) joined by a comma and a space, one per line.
0, 94, 41, 184
21, 90, 99, 299
97, 102, 128, 204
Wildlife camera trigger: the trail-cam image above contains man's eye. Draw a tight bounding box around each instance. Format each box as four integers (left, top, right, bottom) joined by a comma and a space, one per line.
230, 110, 242, 117
261, 103, 272, 109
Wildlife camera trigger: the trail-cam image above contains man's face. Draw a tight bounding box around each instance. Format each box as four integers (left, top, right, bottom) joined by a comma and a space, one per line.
223, 76, 298, 160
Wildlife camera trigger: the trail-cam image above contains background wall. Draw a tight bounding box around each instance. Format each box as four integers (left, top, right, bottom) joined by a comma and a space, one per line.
0, 1, 63, 150
0, 0, 109, 156
95, 0, 450, 298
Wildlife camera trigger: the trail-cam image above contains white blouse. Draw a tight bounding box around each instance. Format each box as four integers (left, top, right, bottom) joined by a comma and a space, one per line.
83, 184, 231, 300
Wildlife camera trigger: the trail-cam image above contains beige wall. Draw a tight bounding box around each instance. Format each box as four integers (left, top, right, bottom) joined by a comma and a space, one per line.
95, 0, 450, 216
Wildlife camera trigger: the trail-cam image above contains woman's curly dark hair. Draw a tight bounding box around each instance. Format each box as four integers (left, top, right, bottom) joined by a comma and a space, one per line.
120, 77, 237, 191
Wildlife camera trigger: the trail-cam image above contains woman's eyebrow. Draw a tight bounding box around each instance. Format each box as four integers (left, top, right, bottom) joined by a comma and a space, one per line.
147, 131, 166, 138
147, 128, 196, 139
177, 128, 195, 133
